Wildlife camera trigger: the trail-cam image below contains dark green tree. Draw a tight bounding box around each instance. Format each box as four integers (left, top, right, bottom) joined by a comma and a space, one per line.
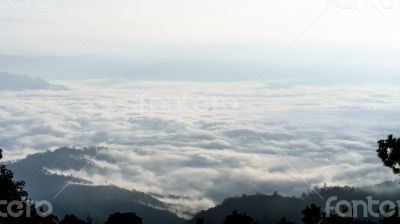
104, 212, 142, 224
59, 215, 89, 224
0, 149, 27, 201
381, 208, 400, 224
277, 217, 293, 224
0, 148, 59, 224
377, 135, 400, 174
376, 136, 400, 224
1, 148, 28, 224
196, 218, 204, 224
223, 211, 258, 224
302, 204, 323, 224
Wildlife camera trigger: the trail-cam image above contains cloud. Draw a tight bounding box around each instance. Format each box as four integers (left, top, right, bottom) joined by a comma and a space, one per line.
1, 80, 400, 215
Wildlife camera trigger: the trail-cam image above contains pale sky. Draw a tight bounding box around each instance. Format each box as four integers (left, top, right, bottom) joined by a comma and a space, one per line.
2, 0, 400, 55
1, 0, 400, 81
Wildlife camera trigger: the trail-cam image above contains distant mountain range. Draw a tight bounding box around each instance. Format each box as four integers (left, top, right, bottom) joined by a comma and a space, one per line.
0, 72, 63, 90
0, 55, 107, 81
7, 147, 400, 224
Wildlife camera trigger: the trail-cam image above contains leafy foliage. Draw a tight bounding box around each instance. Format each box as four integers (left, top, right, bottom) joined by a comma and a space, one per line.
302, 204, 322, 224
59, 215, 90, 224
302, 204, 374, 224
104, 212, 143, 224
223, 211, 259, 224
0, 148, 59, 224
278, 217, 293, 224
0, 149, 27, 201
377, 135, 400, 174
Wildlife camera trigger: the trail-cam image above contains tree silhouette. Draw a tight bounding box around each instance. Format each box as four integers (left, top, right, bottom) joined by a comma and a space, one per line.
0, 148, 60, 224
377, 135, 400, 174
302, 204, 323, 224
104, 212, 143, 224
196, 218, 204, 224
0, 148, 28, 224
277, 217, 293, 224
376, 136, 400, 224
60, 215, 90, 224
223, 211, 258, 224
0, 149, 27, 201
380, 208, 400, 224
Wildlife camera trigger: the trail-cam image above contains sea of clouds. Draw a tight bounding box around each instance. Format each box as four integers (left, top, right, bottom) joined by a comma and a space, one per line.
1, 79, 400, 214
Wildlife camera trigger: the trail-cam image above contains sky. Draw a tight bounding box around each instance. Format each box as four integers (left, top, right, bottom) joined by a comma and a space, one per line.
1, 0, 399, 54
1, 0, 400, 82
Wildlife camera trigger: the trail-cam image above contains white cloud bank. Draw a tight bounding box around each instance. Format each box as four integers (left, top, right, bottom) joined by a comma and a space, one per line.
1, 80, 400, 214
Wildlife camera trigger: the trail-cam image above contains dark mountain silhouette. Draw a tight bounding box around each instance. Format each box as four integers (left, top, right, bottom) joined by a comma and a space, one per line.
186, 184, 400, 224
8, 147, 184, 224
186, 194, 307, 224
8, 148, 163, 206
6, 142, 400, 224
5, 143, 397, 224
51, 184, 183, 224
